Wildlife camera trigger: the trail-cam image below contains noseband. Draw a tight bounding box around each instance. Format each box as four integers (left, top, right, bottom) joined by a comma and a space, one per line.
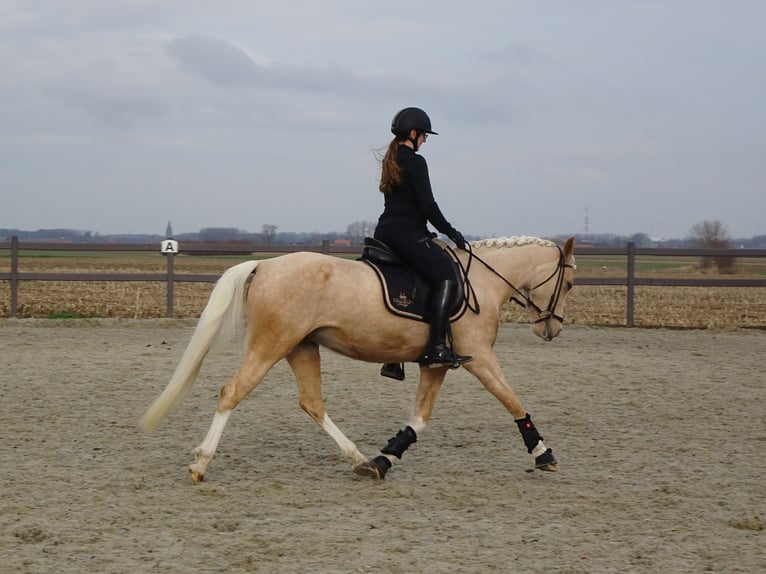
467, 244, 573, 324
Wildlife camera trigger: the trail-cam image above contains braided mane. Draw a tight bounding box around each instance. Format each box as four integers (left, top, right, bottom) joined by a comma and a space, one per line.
470, 236, 556, 249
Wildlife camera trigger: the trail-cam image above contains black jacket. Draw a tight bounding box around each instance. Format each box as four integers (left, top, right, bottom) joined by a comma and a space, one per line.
376, 145, 457, 238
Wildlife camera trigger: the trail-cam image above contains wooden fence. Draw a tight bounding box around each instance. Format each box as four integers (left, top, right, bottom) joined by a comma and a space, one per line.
2, 236, 766, 325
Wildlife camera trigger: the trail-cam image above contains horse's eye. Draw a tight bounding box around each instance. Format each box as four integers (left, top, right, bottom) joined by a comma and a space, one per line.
566, 281, 573, 290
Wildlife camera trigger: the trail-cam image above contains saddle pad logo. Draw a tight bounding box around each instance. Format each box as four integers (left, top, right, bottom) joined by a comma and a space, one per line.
393, 292, 414, 308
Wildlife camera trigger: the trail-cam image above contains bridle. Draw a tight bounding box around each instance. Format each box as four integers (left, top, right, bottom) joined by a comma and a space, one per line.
458, 243, 574, 324
523, 245, 574, 323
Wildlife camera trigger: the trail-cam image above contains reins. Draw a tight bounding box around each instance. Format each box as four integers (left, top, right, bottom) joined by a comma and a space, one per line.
447, 244, 481, 316
453, 242, 572, 324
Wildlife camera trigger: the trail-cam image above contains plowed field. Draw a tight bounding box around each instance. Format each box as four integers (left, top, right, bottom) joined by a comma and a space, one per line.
2, 253, 766, 328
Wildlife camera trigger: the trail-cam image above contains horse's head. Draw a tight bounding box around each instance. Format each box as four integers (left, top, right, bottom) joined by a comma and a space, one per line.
467, 235, 576, 341
527, 237, 575, 341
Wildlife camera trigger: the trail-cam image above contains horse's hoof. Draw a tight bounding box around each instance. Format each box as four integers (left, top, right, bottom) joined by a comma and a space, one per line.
353, 462, 382, 479
534, 448, 558, 472
353, 456, 391, 479
189, 466, 205, 483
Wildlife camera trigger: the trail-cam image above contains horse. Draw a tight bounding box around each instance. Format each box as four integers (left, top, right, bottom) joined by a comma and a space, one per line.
140, 235, 576, 481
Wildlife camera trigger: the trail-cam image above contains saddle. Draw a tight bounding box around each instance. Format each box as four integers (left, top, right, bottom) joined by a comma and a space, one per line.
359, 237, 466, 323
360, 237, 470, 382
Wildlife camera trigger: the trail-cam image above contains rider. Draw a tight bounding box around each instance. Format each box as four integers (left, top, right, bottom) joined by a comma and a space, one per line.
373, 107, 472, 369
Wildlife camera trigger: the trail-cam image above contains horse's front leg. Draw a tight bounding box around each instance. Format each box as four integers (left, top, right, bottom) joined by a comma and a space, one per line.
354, 366, 447, 479
463, 354, 558, 471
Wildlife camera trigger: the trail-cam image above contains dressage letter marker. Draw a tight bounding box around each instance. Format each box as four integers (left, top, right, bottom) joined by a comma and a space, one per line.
161, 239, 179, 254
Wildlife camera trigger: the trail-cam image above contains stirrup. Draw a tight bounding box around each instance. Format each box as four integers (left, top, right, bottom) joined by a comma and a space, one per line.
419, 346, 473, 369
380, 362, 405, 380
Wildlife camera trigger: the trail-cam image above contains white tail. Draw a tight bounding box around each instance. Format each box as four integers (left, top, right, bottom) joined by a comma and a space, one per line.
139, 260, 260, 432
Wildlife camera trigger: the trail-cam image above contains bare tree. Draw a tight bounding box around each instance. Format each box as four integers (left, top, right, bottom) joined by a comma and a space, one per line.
346, 221, 376, 244
688, 220, 735, 271
262, 224, 278, 244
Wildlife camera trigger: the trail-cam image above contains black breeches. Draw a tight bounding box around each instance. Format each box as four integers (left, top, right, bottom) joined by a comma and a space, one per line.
374, 225, 455, 287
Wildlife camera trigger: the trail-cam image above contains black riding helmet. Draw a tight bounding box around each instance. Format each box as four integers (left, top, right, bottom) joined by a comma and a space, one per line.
390, 107, 438, 136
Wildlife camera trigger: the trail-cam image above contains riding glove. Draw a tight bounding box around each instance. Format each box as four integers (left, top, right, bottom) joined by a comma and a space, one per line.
451, 231, 467, 250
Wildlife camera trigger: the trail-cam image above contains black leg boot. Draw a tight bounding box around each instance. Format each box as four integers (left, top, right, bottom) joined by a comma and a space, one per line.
419, 280, 473, 369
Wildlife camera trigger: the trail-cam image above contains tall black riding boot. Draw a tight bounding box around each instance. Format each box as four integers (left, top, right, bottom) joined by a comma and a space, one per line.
419, 280, 472, 369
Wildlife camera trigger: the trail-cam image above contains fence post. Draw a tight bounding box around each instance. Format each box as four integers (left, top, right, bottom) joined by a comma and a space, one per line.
626, 241, 635, 327
166, 252, 174, 318
321, 239, 330, 254
10, 236, 19, 318
161, 237, 179, 318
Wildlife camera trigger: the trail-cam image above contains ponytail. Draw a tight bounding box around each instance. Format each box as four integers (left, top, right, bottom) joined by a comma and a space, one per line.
379, 137, 403, 194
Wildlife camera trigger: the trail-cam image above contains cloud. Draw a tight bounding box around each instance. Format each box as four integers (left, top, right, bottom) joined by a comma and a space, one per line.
1, 1, 764, 238
164, 32, 402, 109
46, 79, 168, 129
163, 31, 530, 125
36, 47, 171, 130
166, 34, 260, 86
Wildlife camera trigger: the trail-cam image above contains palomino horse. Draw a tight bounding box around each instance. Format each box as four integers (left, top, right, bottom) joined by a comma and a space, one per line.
140, 235, 575, 481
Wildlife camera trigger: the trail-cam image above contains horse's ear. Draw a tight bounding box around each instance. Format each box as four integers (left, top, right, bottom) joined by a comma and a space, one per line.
562, 236, 575, 261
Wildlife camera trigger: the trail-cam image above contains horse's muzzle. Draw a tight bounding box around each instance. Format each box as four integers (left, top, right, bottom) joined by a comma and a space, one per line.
533, 316, 562, 341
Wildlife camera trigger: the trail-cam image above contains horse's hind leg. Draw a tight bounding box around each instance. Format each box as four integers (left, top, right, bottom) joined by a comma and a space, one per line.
286, 341, 368, 467
189, 348, 277, 483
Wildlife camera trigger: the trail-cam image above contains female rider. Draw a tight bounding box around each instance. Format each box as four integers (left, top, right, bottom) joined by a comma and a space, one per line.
373, 107, 472, 368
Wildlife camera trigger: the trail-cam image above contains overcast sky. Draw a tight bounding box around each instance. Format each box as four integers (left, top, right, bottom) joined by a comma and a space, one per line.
1, 1, 764, 239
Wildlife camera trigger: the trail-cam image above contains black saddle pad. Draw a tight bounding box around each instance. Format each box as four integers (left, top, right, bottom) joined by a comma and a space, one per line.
360, 238, 465, 322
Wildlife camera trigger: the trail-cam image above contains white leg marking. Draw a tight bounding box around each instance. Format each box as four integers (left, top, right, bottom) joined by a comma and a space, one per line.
190, 410, 232, 479
321, 414, 367, 465
197, 410, 232, 457
408, 416, 427, 434
531, 441, 548, 458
